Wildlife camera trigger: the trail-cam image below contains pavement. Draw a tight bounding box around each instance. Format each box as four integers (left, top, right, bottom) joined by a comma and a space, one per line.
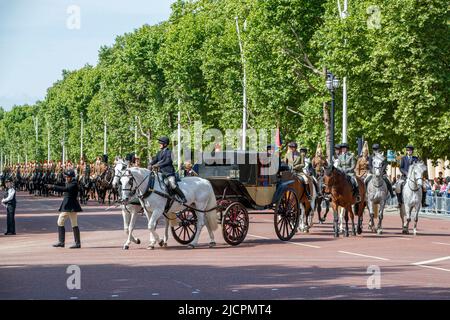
1, 192, 449, 300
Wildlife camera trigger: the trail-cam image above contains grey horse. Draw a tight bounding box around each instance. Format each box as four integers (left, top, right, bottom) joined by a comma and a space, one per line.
397, 161, 427, 235
366, 153, 389, 234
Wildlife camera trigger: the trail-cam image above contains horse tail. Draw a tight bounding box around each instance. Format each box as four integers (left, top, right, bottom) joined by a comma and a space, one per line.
204, 184, 219, 231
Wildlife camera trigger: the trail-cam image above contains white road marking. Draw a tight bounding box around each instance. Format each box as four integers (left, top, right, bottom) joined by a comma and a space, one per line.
396, 238, 411, 241
338, 251, 390, 261
414, 265, 450, 272
412, 256, 450, 266
152, 293, 159, 296
288, 242, 321, 249
248, 234, 270, 240
248, 234, 321, 248
432, 242, 450, 246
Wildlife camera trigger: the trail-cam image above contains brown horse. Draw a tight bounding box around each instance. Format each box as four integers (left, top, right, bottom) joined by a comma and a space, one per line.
322, 166, 366, 237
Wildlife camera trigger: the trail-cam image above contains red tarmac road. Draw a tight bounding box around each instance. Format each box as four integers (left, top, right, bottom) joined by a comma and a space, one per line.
1, 192, 449, 300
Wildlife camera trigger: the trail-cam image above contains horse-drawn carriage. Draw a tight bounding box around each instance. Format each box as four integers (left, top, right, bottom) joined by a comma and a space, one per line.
171, 151, 307, 246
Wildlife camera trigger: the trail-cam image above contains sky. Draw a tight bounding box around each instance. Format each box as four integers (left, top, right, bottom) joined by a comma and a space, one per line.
0, 0, 174, 110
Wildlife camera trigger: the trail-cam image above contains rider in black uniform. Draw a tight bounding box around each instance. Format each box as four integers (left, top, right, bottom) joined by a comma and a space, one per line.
150, 137, 187, 203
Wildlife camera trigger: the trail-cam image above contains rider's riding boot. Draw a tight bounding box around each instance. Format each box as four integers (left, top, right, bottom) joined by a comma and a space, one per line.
173, 186, 187, 204
422, 191, 428, 207
53, 226, 65, 248
305, 185, 312, 201
70, 226, 81, 249
383, 177, 395, 198
396, 192, 403, 207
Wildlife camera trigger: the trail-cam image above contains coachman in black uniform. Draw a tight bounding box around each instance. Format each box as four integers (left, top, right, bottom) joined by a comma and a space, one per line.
150, 136, 187, 203
2, 178, 16, 235
47, 169, 83, 248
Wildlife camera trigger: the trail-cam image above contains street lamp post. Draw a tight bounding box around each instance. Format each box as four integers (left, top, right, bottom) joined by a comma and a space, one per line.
80, 112, 84, 160
326, 71, 340, 164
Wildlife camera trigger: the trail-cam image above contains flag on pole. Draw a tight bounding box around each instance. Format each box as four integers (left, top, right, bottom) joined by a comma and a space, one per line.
274, 125, 283, 155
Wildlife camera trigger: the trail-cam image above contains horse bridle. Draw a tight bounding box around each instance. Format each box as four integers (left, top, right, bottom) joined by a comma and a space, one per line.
407, 169, 422, 192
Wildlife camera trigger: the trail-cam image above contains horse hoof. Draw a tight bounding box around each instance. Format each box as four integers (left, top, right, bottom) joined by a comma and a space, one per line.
163, 242, 168, 247
158, 240, 165, 247
334, 233, 339, 238
147, 245, 155, 250
187, 244, 195, 249
357, 227, 362, 235
345, 232, 349, 237
209, 242, 216, 248
123, 245, 129, 250
136, 239, 141, 245
377, 229, 383, 235
413, 229, 417, 236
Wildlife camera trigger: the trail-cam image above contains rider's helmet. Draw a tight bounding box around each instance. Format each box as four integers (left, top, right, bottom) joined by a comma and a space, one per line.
405, 145, 414, 151
158, 136, 170, 146
288, 142, 298, 148
339, 143, 349, 149
372, 144, 380, 151
300, 147, 308, 153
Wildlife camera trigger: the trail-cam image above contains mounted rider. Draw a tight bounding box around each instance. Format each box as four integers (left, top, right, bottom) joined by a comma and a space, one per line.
150, 136, 187, 204
366, 143, 395, 198
284, 142, 300, 168
336, 143, 361, 202
292, 146, 313, 200
396, 145, 425, 207
355, 141, 370, 179
311, 142, 328, 177
333, 143, 341, 168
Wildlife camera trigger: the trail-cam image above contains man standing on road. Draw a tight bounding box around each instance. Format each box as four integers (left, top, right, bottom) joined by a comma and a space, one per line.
47, 169, 82, 249
2, 178, 17, 235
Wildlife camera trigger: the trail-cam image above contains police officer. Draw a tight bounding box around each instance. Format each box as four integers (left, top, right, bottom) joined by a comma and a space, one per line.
47, 169, 82, 249
336, 143, 360, 201
396, 145, 421, 206
2, 178, 16, 235
366, 143, 395, 198
150, 136, 187, 203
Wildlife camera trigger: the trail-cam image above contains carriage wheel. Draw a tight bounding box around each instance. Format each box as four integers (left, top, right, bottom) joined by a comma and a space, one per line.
274, 188, 300, 241
171, 209, 198, 245
222, 202, 249, 246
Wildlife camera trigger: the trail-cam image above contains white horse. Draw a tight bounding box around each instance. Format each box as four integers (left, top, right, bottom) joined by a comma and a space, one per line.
112, 159, 157, 250
120, 203, 152, 250
397, 161, 427, 235
366, 153, 389, 234
116, 166, 218, 249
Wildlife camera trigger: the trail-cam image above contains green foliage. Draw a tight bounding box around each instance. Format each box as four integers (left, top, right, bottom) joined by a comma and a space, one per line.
1, 0, 448, 165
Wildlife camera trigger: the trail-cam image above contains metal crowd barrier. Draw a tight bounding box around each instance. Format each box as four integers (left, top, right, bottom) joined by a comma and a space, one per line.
422, 194, 450, 215
385, 194, 450, 215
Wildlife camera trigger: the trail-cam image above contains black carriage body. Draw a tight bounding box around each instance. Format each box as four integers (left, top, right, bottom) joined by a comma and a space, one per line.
196, 151, 294, 209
